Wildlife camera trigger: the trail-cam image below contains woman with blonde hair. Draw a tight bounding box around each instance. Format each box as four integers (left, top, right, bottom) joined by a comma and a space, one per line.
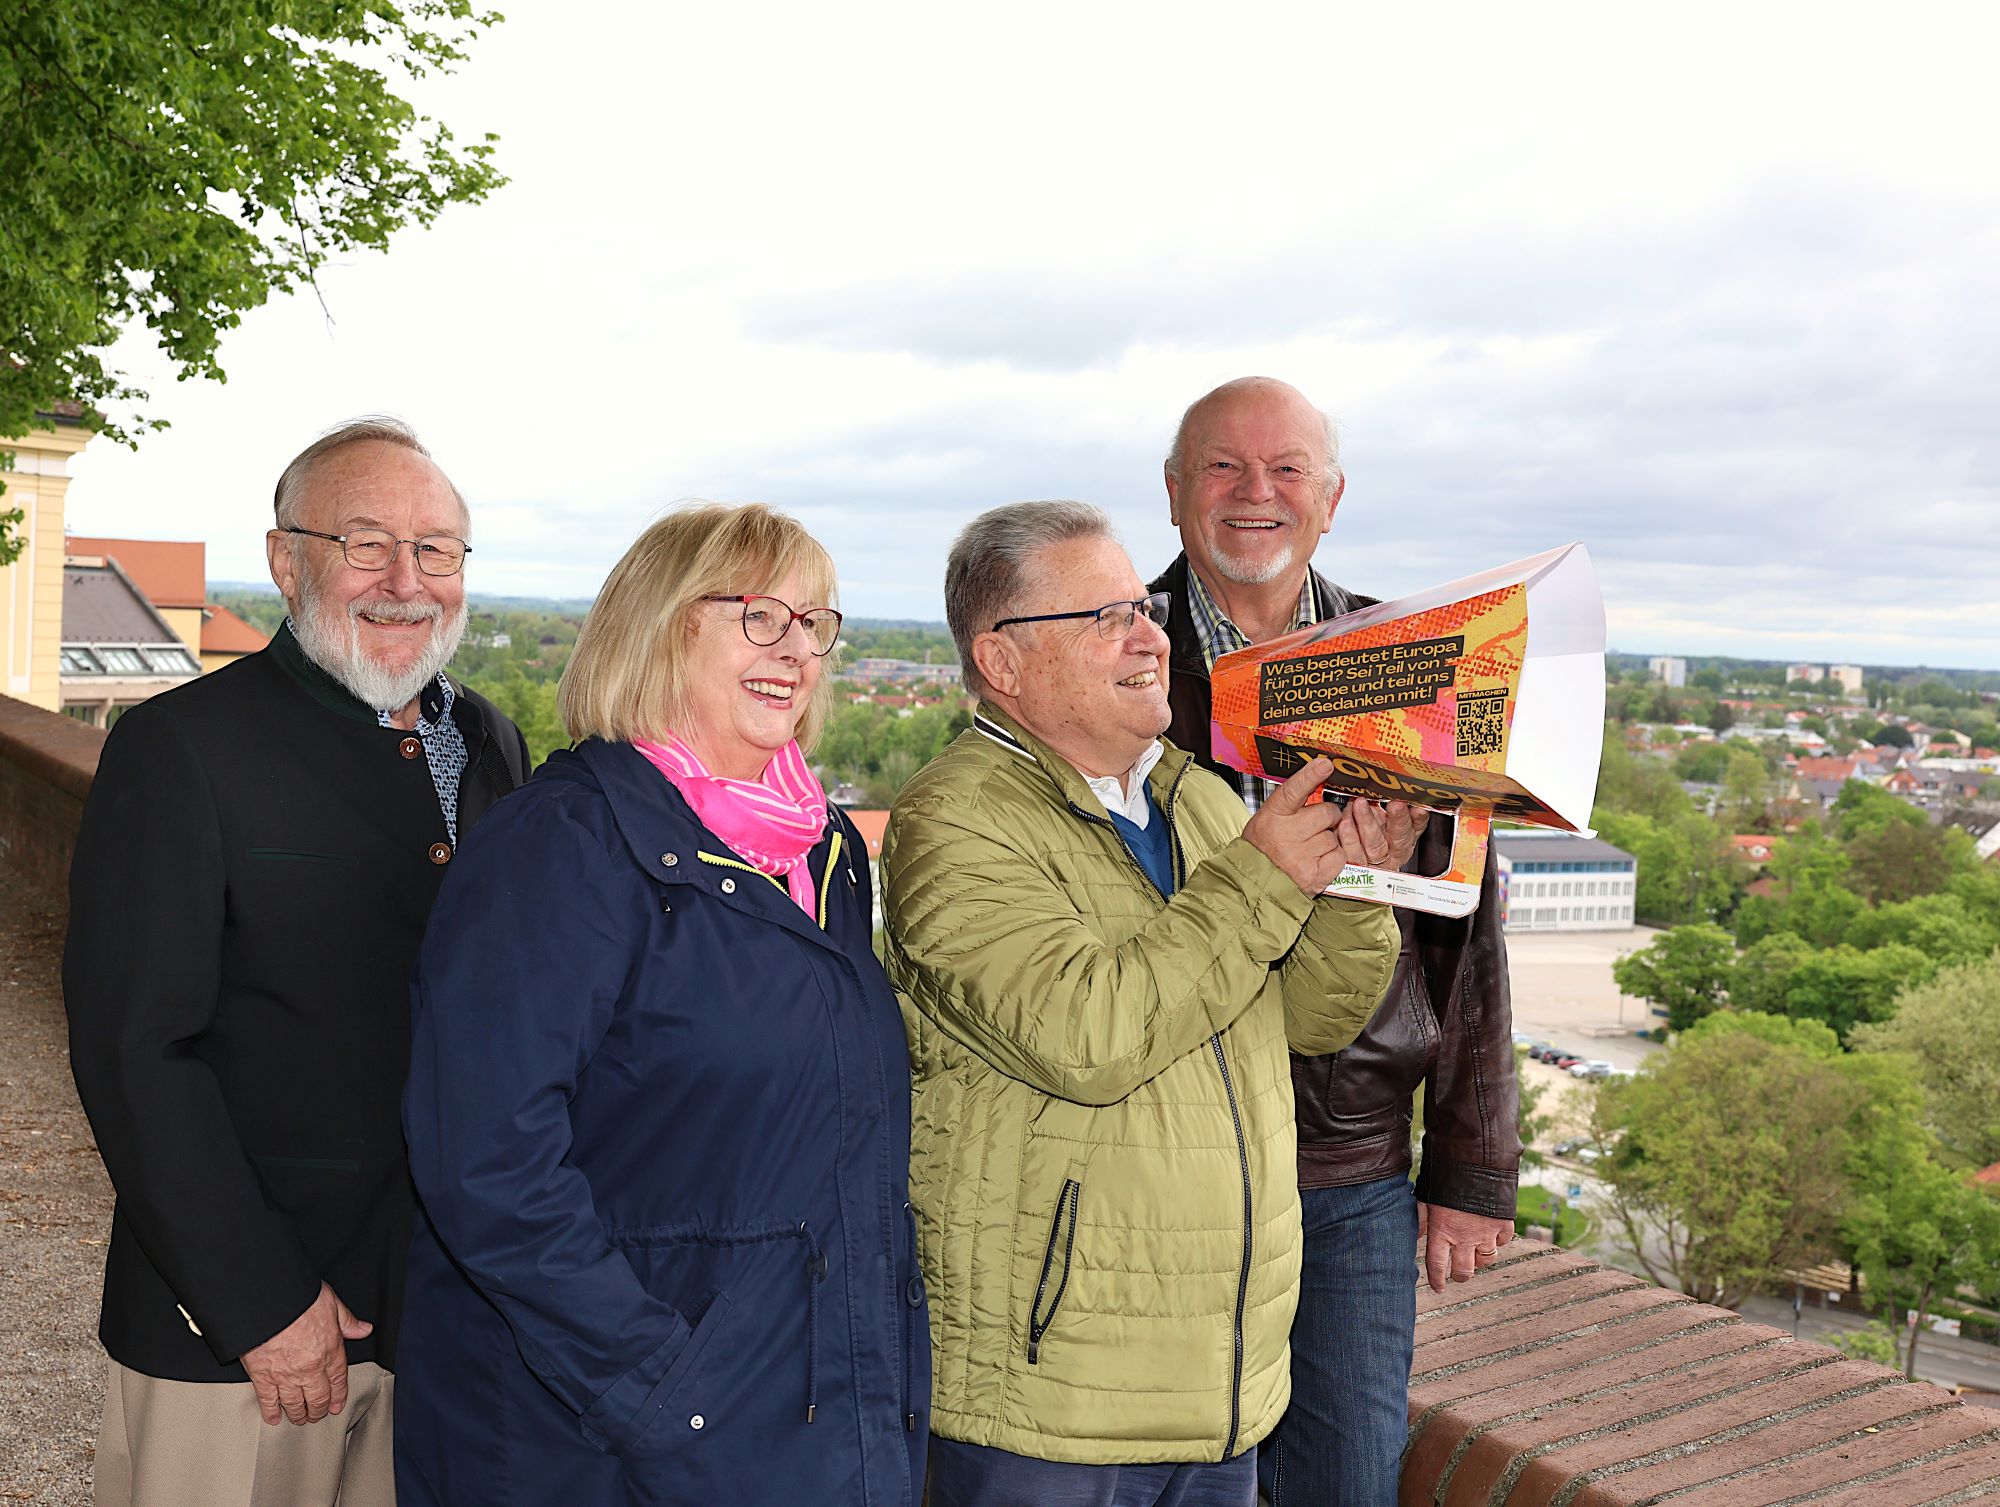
396, 502, 928, 1505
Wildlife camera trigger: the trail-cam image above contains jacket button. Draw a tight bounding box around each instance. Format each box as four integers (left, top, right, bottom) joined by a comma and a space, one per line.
689, 1413, 705, 1431
720, 877, 736, 894
428, 843, 452, 865
661, 853, 678, 868
399, 736, 422, 759
906, 1275, 924, 1307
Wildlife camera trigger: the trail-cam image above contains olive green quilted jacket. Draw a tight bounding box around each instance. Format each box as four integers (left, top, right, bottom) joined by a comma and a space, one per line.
882, 706, 1399, 1464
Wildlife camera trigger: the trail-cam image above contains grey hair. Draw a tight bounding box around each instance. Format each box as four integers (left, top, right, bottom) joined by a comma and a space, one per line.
272, 415, 467, 532
946, 500, 1114, 700
1162, 376, 1342, 500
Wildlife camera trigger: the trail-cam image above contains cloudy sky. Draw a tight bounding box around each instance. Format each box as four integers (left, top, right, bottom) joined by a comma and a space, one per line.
62, 2, 2000, 668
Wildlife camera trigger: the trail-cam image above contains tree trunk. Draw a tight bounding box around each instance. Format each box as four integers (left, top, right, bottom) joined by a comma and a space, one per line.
1907, 1278, 1935, 1382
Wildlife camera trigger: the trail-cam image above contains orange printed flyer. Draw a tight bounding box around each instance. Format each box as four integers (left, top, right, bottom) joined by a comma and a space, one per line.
1208, 543, 1605, 916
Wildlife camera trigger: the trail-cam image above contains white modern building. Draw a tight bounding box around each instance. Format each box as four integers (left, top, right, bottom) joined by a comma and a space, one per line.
1828, 664, 1864, 696
1648, 656, 1687, 688
1786, 664, 1825, 684
1495, 831, 1638, 932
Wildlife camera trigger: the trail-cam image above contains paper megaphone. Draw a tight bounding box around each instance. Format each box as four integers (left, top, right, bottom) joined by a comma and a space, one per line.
1208, 543, 1606, 916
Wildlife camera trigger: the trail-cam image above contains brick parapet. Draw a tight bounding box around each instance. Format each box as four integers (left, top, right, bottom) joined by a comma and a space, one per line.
0, 692, 103, 913
1405, 1241, 2000, 1505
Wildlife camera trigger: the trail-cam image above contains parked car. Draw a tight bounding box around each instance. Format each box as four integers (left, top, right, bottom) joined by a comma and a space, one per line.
1577, 1146, 1604, 1164
1552, 1053, 1584, 1071
1569, 1059, 1615, 1080
1550, 1138, 1585, 1157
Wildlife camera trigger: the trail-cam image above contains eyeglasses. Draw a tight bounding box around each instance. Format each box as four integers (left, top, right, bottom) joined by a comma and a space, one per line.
993, 592, 1171, 640
703, 595, 843, 655
284, 526, 470, 577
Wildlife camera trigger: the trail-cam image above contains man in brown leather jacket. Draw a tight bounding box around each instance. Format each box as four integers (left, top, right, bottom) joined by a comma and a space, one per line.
1149, 376, 1520, 1506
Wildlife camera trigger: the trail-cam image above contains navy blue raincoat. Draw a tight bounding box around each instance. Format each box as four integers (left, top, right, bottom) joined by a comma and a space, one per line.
396, 739, 929, 1506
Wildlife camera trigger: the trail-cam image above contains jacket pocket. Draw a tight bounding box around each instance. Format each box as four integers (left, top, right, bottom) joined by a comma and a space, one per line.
248, 846, 361, 865
1026, 1178, 1081, 1365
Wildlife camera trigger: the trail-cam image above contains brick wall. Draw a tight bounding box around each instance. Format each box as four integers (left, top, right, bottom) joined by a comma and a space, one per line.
1406, 1241, 2000, 1504
0, 693, 103, 912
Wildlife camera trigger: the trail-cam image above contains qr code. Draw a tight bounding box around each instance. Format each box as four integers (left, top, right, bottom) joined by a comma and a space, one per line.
1456, 691, 1507, 759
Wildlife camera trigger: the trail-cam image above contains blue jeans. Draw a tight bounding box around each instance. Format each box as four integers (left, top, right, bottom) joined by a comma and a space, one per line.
930, 1438, 1256, 1507
1258, 1174, 1418, 1507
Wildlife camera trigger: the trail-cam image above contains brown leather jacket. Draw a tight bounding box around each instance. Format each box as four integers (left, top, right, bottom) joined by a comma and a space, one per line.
1149, 554, 1521, 1220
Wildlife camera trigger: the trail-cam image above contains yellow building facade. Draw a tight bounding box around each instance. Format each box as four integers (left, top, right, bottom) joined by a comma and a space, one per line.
1, 417, 93, 711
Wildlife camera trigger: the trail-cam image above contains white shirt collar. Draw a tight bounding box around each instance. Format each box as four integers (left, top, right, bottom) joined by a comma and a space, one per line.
1083, 740, 1165, 828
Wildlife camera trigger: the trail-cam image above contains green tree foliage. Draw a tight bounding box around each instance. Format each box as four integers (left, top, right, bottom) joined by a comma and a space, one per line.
461, 672, 565, 769
1731, 932, 1818, 1017
0, 0, 505, 552
1846, 1158, 2000, 1379
1721, 747, 1778, 831
1672, 742, 1731, 784
1592, 1013, 1864, 1308
1611, 923, 1736, 1032
1594, 810, 1741, 927
1732, 828, 1865, 948
1872, 723, 1915, 748
1844, 893, 2000, 965
813, 700, 971, 805
1850, 952, 2000, 1170
1826, 1323, 1899, 1366
1845, 821, 1977, 907
1770, 944, 1932, 1043
1593, 725, 1687, 821
839, 624, 959, 663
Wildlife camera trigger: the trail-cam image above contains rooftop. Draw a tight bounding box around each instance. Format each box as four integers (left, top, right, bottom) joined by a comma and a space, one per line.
1494, 830, 1636, 866
64, 536, 206, 610
201, 602, 269, 657
60, 563, 183, 648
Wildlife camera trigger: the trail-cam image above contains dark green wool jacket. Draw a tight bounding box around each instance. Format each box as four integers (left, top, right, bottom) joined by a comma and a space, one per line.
883, 705, 1398, 1464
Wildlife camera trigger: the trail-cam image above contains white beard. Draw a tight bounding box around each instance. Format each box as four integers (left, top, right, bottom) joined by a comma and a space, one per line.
293, 564, 468, 714
1209, 537, 1296, 586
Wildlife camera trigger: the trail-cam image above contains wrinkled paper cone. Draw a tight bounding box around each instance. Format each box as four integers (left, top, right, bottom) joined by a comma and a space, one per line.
1208, 543, 1606, 916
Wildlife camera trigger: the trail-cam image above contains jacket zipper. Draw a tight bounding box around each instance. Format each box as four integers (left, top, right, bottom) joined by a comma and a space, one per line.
800, 1220, 827, 1422
902, 1200, 921, 1432
695, 849, 786, 890
1066, 758, 1251, 1450
1211, 1033, 1251, 1459
1026, 1178, 1081, 1364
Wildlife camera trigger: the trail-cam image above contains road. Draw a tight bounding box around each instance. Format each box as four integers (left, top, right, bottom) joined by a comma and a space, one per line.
1735, 1295, 2000, 1399
1506, 924, 1665, 1072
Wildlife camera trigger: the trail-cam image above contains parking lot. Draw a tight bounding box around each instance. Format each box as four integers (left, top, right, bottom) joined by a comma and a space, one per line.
1505, 925, 1666, 1137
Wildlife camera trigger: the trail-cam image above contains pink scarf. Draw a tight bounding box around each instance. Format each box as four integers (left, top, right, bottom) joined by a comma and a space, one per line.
632, 732, 829, 918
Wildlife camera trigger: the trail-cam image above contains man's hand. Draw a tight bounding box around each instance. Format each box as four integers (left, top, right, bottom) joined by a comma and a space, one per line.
1417, 1203, 1515, 1294
1242, 758, 1350, 894
239, 1282, 373, 1425
1330, 799, 1428, 875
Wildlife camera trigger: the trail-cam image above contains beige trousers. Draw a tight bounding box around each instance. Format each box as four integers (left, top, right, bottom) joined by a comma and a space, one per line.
94, 1358, 395, 1507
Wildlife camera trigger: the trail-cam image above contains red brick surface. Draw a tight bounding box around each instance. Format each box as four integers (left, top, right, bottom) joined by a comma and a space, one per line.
1649, 1395, 1999, 1504
1398, 1242, 2000, 1506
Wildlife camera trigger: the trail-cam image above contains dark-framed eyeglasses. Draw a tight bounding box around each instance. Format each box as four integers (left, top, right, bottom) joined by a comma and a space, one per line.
702, 595, 843, 655
992, 592, 1171, 640
283, 526, 470, 577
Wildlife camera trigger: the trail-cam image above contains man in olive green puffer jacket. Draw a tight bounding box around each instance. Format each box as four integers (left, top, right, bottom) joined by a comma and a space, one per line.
883, 501, 1422, 1505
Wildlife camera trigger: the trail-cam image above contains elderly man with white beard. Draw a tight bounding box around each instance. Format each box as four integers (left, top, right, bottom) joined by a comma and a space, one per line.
65, 417, 530, 1507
